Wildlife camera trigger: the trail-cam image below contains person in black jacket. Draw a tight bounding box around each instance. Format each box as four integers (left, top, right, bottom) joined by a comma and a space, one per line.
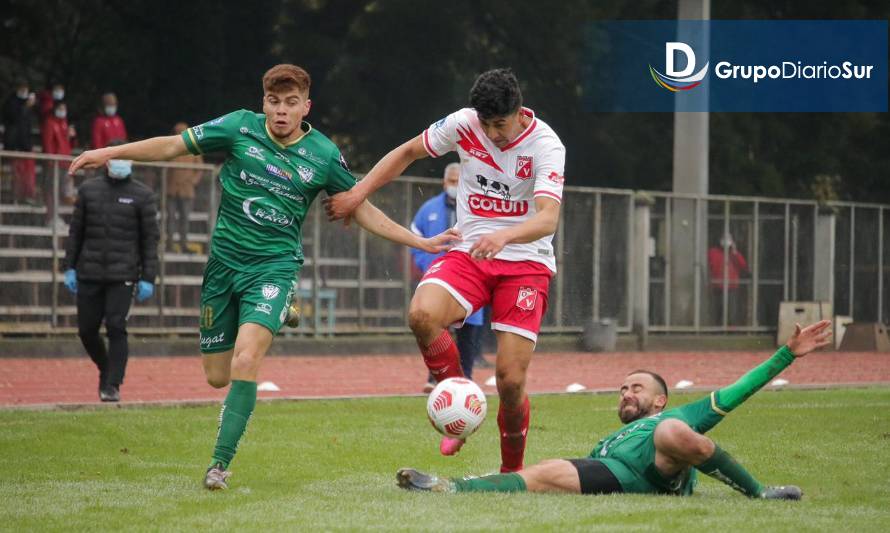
63, 147, 159, 402
2, 80, 37, 203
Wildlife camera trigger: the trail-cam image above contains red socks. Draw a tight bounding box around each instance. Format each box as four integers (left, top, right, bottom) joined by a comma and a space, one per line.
497, 395, 530, 473
419, 330, 463, 382
421, 329, 529, 472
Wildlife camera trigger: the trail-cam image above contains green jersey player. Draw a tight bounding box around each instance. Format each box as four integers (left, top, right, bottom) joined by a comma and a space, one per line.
69, 64, 459, 490
397, 320, 832, 500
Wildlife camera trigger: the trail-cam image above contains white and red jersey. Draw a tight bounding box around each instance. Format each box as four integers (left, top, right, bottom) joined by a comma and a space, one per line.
422, 107, 565, 272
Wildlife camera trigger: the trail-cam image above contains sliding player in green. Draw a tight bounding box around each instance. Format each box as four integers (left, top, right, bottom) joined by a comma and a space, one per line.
69, 64, 459, 490
397, 320, 831, 499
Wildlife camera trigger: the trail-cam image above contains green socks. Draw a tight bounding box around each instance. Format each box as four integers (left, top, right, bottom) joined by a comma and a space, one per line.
210, 380, 257, 469
697, 445, 764, 498
452, 473, 527, 493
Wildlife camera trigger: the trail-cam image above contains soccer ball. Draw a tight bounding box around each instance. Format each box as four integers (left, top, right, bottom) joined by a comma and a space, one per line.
426, 378, 487, 440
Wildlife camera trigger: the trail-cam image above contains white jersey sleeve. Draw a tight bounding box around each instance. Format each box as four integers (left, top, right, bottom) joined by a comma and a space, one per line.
532, 142, 566, 204
421, 111, 462, 158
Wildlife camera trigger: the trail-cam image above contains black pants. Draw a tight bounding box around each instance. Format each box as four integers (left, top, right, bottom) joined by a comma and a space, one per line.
76, 281, 134, 387
456, 324, 483, 380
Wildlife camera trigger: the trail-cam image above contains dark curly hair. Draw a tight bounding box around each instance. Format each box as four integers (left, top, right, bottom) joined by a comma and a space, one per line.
469, 68, 522, 120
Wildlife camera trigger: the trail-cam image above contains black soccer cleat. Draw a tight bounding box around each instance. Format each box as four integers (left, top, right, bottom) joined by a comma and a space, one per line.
99, 385, 120, 402
760, 485, 803, 500
396, 468, 453, 493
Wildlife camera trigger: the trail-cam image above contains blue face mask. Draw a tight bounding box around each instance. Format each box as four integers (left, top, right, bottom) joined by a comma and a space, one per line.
107, 159, 132, 179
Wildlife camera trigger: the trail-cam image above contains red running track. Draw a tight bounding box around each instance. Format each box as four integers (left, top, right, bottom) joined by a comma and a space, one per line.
1, 351, 888, 407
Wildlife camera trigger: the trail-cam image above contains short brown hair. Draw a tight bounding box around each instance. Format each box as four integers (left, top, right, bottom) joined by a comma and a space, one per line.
262, 64, 311, 94
627, 370, 668, 397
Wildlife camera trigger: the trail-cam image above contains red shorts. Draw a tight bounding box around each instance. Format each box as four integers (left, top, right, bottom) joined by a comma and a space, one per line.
417, 251, 553, 343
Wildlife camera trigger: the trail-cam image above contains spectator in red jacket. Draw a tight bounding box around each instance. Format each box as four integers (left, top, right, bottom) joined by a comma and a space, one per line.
37, 81, 66, 122
41, 100, 77, 228
91, 92, 127, 149
707, 233, 749, 326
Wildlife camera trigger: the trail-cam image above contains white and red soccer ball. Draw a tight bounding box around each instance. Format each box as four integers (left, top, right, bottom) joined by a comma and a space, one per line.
426, 378, 487, 440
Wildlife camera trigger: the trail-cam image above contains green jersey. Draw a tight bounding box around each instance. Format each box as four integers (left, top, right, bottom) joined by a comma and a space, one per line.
588, 346, 796, 494
591, 393, 724, 461
588, 393, 724, 494
181, 109, 356, 272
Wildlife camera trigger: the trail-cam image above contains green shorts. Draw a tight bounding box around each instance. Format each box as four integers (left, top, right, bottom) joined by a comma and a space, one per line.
198, 256, 300, 353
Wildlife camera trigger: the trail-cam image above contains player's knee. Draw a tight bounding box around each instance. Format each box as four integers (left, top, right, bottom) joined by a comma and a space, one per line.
495, 370, 525, 403
77, 324, 99, 340
104, 316, 127, 338
655, 419, 712, 461
407, 307, 435, 337
689, 434, 715, 461
206, 375, 230, 389
231, 349, 262, 375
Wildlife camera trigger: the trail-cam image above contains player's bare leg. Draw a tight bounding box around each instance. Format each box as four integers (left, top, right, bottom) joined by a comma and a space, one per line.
653, 419, 716, 476
408, 283, 470, 455
202, 350, 234, 388
205, 324, 274, 490
408, 283, 467, 346
518, 459, 582, 493
494, 331, 534, 472
397, 459, 579, 494
653, 418, 801, 499
229, 323, 274, 381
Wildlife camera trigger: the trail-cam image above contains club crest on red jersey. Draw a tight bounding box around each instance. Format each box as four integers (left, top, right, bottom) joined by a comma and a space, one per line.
457, 125, 503, 172
515, 155, 533, 180
516, 287, 538, 311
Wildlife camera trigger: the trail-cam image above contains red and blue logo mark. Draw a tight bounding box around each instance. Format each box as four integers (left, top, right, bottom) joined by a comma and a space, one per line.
649, 42, 709, 92
265, 163, 292, 181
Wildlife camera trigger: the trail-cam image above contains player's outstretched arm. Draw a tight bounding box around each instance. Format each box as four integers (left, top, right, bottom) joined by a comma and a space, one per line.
713, 320, 832, 414
68, 135, 190, 175
324, 136, 428, 222
351, 199, 461, 253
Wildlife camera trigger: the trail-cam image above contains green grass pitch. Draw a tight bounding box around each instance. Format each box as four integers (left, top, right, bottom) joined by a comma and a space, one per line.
1, 388, 889, 531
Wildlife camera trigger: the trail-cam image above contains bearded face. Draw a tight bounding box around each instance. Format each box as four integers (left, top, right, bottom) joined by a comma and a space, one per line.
617, 373, 668, 423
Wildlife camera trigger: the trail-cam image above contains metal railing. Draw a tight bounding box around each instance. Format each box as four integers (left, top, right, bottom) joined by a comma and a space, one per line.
1, 149, 887, 336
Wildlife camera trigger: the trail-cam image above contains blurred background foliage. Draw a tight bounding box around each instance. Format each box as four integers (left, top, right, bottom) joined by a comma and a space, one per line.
1, 0, 887, 201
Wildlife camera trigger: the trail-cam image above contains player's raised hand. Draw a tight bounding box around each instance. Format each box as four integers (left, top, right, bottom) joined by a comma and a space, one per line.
423, 228, 462, 253
324, 189, 364, 224
468, 231, 509, 261
68, 147, 114, 176
785, 319, 832, 357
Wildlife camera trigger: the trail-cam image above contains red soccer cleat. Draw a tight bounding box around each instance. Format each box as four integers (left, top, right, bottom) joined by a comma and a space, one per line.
439, 436, 465, 456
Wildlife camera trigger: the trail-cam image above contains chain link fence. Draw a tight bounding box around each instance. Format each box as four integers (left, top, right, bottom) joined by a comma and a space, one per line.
2, 150, 887, 336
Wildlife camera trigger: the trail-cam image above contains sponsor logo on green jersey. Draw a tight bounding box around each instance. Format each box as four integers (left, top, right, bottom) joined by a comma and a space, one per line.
297, 146, 328, 166
245, 146, 266, 161
237, 171, 304, 203
242, 196, 294, 227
